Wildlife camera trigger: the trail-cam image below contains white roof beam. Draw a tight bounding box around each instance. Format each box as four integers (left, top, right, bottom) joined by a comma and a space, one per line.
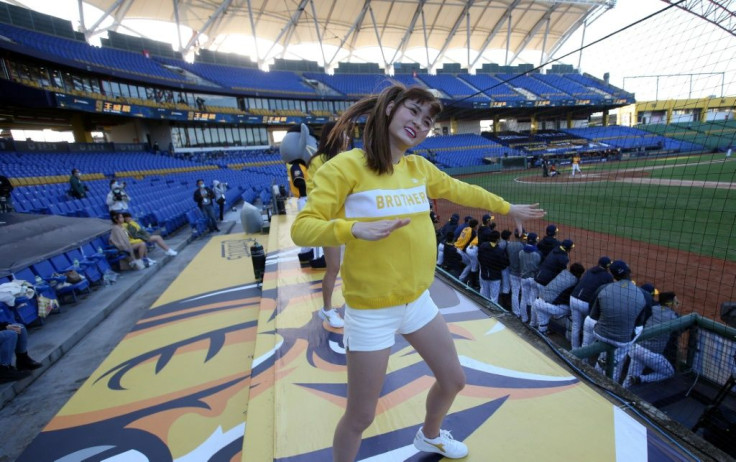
261, 0, 309, 62
389, 0, 426, 65
82, 0, 127, 40
280, 0, 311, 58
539, 14, 551, 66
509, 5, 558, 64
77, 0, 86, 34
326, 1, 371, 68
309, 0, 328, 67
368, 4, 389, 70
183, 0, 234, 55
429, 0, 475, 72
173, 0, 183, 54
469, 0, 523, 69
546, 5, 603, 63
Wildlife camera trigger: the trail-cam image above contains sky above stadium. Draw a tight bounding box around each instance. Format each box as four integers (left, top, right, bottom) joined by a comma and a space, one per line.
4, 0, 735, 101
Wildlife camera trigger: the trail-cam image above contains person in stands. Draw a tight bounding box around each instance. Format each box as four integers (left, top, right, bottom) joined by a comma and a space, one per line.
121, 212, 177, 256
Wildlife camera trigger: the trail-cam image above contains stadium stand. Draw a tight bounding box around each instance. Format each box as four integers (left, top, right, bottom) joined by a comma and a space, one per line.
498, 73, 572, 102
563, 126, 703, 152
302, 72, 395, 97
639, 120, 736, 151
0, 24, 186, 84
458, 73, 527, 102
417, 74, 490, 102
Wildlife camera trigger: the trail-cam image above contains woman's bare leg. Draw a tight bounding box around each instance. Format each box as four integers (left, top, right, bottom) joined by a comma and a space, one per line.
333, 348, 391, 462
403, 314, 466, 438
150, 235, 170, 251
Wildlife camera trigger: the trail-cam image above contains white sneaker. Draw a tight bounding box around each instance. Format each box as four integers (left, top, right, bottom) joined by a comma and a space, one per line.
166, 249, 178, 256
318, 308, 344, 328
413, 428, 468, 459
145, 258, 157, 266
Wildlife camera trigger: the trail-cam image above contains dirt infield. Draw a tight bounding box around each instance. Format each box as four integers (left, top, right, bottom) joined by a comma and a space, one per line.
434, 168, 736, 320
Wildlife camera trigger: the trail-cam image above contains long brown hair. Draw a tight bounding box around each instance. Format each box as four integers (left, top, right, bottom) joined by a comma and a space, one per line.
327, 84, 442, 175
308, 121, 345, 167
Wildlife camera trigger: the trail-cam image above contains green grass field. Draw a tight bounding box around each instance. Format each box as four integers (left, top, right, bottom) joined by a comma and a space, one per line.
461, 153, 736, 261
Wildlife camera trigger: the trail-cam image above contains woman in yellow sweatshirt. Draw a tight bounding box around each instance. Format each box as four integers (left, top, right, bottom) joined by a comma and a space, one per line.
291, 84, 545, 461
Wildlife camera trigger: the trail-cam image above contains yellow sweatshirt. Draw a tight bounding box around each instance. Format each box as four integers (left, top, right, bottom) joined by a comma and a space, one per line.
306, 154, 326, 194
291, 148, 510, 309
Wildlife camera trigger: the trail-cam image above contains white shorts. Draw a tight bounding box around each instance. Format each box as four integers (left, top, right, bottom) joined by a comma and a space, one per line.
343, 290, 439, 352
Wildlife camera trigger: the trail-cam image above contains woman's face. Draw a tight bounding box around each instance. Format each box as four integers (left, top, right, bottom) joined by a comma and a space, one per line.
114, 214, 124, 224
386, 99, 434, 152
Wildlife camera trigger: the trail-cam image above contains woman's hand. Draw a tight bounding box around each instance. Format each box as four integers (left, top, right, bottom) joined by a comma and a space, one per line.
351, 218, 411, 240
507, 203, 546, 236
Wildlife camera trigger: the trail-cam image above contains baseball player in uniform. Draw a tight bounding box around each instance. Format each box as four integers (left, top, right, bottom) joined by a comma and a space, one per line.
571, 154, 582, 176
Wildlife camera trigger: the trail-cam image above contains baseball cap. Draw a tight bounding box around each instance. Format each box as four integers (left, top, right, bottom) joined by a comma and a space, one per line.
561, 239, 574, 251
464, 215, 473, 222
546, 224, 558, 236
609, 260, 630, 278
640, 283, 659, 296
482, 213, 493, 223
598, 256, 612, 268
450, 213, 459, 221
526, 232, 538, 244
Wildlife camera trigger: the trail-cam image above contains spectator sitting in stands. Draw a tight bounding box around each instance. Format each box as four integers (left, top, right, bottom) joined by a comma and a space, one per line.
623, 291, 680, 387
109, 211, 152, 269
106, 180, 131, 215
69, 168, 88, 199
0, 173, 13, 212
0, 322, 41, 383
121, 212, 177, 256
531, 262, 585, 335
193, 179, 220, 233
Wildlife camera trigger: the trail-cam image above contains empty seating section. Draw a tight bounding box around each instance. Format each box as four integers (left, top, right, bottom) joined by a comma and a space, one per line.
157, 58, 316, 96
303, 73, 394, 97
458, 74, 526, 101
564, 74, 631, 99
563, 126, 703, 152
412, 133, 522, 168
6, 150, 289, 238
497, 74, 569, 101
638, 121, 736, 151
391, 74, 424, 87
0, 151, 207, 179
532, 74, 599, 100
417, 74, 489, 102
487, 130, 599, 157
0, 24, 185, 83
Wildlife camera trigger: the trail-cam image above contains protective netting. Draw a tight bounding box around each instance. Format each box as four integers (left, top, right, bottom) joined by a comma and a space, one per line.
432, 2, 736, 456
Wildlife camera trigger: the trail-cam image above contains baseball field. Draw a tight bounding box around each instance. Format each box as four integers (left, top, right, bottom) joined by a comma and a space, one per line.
434, 152, 736, 320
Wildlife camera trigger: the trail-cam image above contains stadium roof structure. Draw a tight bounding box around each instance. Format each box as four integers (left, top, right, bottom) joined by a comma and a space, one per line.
78, 0, 616, 71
